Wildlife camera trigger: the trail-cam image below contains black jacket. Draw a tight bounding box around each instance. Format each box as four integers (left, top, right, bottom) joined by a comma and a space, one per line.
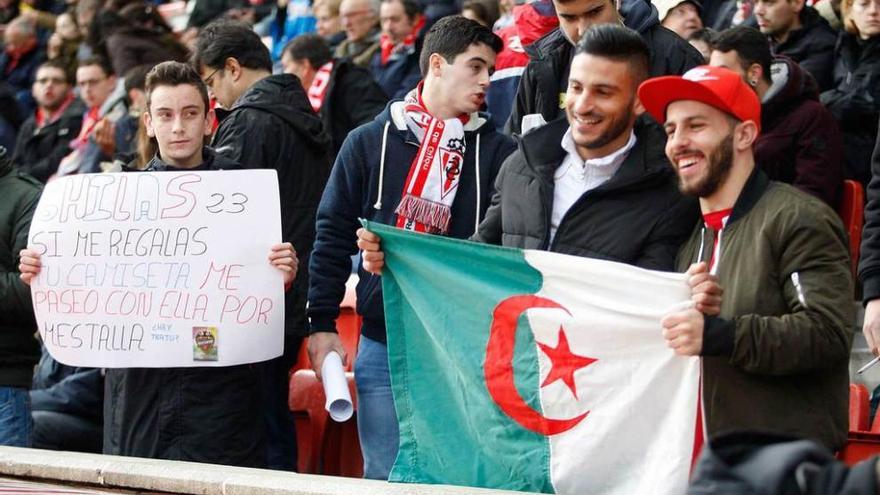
821, 33, 880, 185
858, 115, 880, 302
475, 117, 699, 270
104, 149, 265, 467
769, 7, 837, 92
322, 58, 387, 157
12, 98, 85, 183
505, 0, 704, 135
0, 149, 41, 387
213, 74, 332, 339
756, 56, 842, 206
689, 431, 878, 495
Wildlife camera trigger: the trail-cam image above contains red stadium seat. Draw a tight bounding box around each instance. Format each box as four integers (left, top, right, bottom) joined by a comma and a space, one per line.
837, 180, 864, 281
850, 383, 871, 432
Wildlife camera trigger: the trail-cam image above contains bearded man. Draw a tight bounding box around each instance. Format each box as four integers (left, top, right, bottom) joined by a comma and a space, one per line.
641, 65, 853, 451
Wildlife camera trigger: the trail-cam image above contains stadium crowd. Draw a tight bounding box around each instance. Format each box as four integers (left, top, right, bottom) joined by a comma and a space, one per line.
1, 0, 880, 489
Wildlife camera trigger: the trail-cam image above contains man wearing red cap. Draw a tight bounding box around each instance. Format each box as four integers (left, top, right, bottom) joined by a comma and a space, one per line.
639, 65, 854, 450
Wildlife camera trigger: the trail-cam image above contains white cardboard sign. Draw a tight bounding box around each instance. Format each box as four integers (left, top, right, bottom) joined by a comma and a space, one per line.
27, 170, 284, 368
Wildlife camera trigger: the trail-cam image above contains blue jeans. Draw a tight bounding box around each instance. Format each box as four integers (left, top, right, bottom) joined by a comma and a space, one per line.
354, 336, 399, 480
0, 387, 32, 447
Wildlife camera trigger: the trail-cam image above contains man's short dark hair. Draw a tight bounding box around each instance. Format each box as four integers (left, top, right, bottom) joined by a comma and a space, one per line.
78, 55, 115, 77
284, 34, 333, 69
191, 20, 272, 72
381, 0, 423, 19
418, 15, 503, 77
124, 63, 155, 94
37, 59, 73, 84
688, 27, 717, 44
145, 61, 210, 114
713, 27, 772, 84
574, 24, 650, 86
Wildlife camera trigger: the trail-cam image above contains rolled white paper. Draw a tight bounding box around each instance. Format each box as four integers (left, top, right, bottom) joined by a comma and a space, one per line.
321, 351, 353, 422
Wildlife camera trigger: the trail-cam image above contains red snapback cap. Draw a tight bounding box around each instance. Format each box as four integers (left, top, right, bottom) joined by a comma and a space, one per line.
638, 65, 761, 134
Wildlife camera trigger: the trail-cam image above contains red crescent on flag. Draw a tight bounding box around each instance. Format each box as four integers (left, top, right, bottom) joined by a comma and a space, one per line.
485, 295, 589, 436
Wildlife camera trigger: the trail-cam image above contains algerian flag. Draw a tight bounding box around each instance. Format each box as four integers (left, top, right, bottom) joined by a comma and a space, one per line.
366, 221, 701, 494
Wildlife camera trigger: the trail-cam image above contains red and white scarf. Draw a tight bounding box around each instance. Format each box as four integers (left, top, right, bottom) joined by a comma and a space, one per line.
379, 16, 425, 65
307, 61, 334, 112
395, 85, 467, 235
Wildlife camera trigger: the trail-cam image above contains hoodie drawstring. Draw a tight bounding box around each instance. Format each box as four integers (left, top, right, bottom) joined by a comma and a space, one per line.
474, 133, 481, 234
373, 121, 390, 210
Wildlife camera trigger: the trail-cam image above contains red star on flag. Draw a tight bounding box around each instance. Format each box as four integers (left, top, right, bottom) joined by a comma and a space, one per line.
537, 327, 597, 399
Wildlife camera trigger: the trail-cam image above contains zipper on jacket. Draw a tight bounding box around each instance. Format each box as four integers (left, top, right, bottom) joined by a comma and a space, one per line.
791, 271, 809, 308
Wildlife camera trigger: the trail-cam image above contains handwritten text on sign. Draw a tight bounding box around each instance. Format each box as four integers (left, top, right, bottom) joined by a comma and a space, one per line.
28, 170, 284, 368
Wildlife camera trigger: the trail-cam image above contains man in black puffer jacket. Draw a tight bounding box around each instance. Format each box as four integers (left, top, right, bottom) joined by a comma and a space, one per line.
480, 26, 697, 267
505, 0, 703, 136
0, 145, 42, 447
194, 20, 332, 472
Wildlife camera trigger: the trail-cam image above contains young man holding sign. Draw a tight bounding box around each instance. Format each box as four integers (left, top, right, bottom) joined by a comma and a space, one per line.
19, 61, 297, 467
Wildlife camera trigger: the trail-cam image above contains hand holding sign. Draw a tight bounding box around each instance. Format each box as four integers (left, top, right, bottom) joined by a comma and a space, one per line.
27, 170, 285, 368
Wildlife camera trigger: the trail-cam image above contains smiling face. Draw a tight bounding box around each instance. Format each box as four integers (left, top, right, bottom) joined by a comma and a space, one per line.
663, 99, 738, 198
144, 83, 214, 169
565, 53, 640, 160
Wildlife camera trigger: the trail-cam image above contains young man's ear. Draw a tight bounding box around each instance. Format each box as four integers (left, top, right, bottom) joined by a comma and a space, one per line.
143, 110, 155, 138
746, 63, 763, 87
225, 57, 242, 81
204, 108, 215, 137
735, 120, 759, 150
633, 95, 645, 116
428, 52, 446, 78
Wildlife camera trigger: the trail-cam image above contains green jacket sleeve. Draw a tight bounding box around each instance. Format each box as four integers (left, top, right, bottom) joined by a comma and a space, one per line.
730, 206, 854, 375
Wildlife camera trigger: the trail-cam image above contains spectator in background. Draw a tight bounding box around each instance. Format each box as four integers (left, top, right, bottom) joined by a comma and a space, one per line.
369, 0, 424, 99
710, 26, 843, 206
187, 0, 248, 29
283, 34, 386, 156
47, 11, 82, 79
335, 0, 381, 66
194, 20, 331, 471
688, 27, 716, 61
753, 0, 836, 90
462, 0, 501, 27
655, 0, 704, 38
56, 56, 129, 176
75, 0, 101, 59
12, 59, 84, 182
315, 0, 346, 49
0, 146, 41, 448
494, 0, 519, 30
486, 0, 557, 129
505, 0, 704, 136
820, 0, 880, 185
104, 3, 189, 77
30, 346, 103, 453
0, 17, 45, 115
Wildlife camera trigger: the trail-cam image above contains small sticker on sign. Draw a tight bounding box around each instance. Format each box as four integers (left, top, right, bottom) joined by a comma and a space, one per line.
193, 326, 218, 361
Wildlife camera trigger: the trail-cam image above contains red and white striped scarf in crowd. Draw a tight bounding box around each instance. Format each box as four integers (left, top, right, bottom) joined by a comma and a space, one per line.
307, 61, 334, 112
395, 85, 467, 235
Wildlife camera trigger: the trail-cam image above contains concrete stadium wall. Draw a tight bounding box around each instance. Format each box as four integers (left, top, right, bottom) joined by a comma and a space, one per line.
0, 447, 527, 495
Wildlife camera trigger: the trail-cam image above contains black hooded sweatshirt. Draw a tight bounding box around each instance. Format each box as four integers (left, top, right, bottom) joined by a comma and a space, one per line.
213, 74, 332, 340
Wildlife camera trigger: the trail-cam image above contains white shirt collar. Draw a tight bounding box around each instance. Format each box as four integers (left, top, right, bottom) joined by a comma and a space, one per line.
560, 128, 637, 168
